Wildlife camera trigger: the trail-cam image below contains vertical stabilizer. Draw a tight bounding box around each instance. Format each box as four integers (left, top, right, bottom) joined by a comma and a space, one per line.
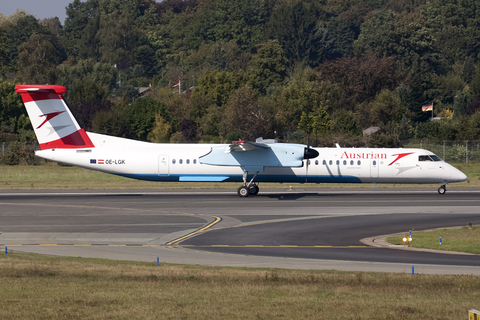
15, 84, 94, 150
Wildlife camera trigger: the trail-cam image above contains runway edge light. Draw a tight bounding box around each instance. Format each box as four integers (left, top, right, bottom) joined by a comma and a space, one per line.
469, 309, 480, 320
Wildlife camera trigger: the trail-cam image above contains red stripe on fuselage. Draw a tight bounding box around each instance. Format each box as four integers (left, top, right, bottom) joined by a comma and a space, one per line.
39, 129, 94, 150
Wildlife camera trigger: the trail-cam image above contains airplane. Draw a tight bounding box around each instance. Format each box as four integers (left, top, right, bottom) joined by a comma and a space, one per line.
15, 84, 467, 197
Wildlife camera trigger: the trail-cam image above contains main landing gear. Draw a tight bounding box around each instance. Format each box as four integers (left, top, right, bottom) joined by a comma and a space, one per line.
438, 183, 447, 194
237, 171, 259, 197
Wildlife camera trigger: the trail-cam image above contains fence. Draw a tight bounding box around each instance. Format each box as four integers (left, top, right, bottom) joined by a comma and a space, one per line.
404, 140, 480, 163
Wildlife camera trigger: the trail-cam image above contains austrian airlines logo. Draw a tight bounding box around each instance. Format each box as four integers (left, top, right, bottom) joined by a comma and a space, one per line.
37, 111, 65, 129
388, 152, 414, 166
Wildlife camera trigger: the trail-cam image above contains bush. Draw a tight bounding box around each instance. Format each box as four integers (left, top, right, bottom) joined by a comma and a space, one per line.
1, 141, 39, 165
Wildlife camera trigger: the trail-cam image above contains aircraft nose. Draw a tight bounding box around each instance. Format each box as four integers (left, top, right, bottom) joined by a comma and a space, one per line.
450, 167, 467, 183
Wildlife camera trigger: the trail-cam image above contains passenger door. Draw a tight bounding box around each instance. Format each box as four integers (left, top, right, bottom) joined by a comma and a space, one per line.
370, 159, 379, 178
158, 155, 169, 176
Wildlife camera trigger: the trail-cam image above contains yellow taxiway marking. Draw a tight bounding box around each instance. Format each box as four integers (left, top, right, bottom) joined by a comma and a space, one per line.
165, 215, 222, 245
0, 201, 222, 247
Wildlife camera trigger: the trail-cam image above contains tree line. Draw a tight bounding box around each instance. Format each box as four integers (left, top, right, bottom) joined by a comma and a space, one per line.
2, 0, 480, 165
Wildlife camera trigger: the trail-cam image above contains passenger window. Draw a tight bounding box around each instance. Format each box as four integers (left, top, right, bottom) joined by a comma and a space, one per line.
323, 160, 326, 165
172, 159, 176, 164
179, 159, 183, 164
343, 160, 347, 165
336, 160, 340, 165
350, 160, 354, 165
357, 160, 361, 165
186, 159, 190, 164
329, 160, 333, 165
193, 159, 197, 164
315, 160, 319, 165
373, 160, 377, 165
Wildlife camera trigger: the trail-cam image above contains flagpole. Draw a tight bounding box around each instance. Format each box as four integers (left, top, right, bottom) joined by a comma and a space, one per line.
178, 80, 181, 95
431, 101, 433, 119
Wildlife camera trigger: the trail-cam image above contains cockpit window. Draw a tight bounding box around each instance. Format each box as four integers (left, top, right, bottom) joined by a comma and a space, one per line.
419, 155, 442, 162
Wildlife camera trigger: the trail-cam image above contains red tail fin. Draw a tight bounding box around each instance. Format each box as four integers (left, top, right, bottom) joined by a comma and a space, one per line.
15, 85, 94, 150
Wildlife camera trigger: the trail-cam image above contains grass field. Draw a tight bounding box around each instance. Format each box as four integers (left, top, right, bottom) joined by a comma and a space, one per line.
0, 162, 479, 189
0, 252, 479, 319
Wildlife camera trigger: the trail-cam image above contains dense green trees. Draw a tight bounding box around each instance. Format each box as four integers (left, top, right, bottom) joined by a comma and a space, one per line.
266, 0, 327, 66
3, 0, 480, 160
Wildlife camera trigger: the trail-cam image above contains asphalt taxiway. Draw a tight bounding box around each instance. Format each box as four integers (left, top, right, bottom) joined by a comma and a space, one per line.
1, 187, 479, 274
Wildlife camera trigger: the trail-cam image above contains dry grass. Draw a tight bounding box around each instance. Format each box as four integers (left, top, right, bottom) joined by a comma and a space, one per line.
0, 252, 479, 319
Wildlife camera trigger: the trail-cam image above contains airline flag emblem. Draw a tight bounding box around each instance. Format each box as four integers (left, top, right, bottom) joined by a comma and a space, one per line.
36, 111, 66, 129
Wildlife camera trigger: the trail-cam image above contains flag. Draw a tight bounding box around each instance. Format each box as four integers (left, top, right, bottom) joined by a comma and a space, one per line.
172, 81, 180, 87
422, 104, 433, 112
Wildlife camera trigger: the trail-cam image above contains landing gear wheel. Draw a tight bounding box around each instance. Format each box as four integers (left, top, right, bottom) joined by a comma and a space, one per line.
438, 185, 446, 194
248, 185, 260, 196
237, 186, 249, 197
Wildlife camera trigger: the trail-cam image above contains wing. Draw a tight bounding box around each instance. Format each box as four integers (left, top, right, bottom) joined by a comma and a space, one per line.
199, 140, 312, 171
226, 141, 271, 153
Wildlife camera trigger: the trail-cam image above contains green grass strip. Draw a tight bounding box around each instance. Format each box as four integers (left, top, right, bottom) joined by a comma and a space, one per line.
387, 225, 480, 254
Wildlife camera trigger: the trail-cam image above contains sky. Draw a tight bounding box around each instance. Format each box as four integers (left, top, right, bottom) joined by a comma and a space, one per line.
0, 0, 81, 24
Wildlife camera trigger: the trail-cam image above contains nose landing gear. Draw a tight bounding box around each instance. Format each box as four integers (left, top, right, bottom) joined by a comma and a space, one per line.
438, 183, 447, 194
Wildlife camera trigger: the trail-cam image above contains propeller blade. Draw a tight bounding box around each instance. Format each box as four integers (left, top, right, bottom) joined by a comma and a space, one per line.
306, 158, 311, 182
304, 147, 318, 182
304, 131, 317, 182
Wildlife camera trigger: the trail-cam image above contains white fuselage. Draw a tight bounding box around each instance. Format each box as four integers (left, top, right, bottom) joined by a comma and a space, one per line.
35, 132, 467, 185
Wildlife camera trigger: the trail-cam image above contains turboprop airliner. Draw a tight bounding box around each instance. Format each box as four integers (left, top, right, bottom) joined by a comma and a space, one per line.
15, 84, 467, 197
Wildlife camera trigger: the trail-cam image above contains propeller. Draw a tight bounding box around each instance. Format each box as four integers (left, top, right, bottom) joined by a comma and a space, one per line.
304, 133, 319, 182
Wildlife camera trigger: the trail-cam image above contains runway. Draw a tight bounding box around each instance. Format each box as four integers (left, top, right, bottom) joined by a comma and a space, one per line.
1, 187, 480, 274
